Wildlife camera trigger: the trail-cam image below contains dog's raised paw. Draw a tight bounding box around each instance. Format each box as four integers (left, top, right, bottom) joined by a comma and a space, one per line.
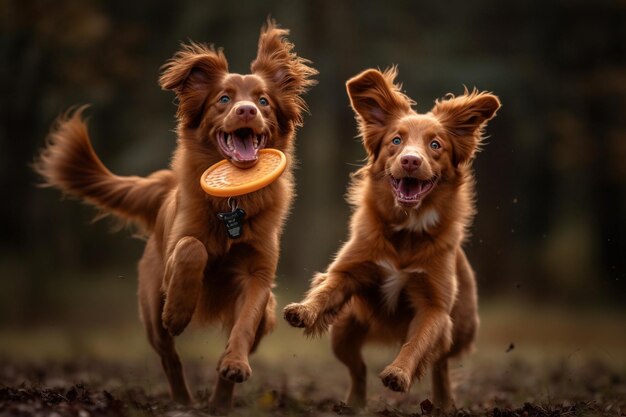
380, 365, 411, 392
283, 303, 317, 328
219, 358, 251, 383
161, 308, 192, 337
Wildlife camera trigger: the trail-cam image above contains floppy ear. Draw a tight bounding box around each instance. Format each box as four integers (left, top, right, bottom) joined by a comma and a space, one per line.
346, 67, 412, 157
251, 19, 318, 127
159, 43, 229, 128
432, 89, 501, 165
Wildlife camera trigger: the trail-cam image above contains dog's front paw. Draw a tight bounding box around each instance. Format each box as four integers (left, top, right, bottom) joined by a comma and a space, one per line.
161, 304, 194, 336
283, 303, 317, 328
219, 357, 252, 383
380, 365, 411, 393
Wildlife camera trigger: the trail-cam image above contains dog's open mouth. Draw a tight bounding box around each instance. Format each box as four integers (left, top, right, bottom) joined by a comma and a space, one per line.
217, 128, 267, 169
390, 176, 438, 206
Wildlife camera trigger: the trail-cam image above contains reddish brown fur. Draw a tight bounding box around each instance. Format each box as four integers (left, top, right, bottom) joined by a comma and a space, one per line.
34, 20, 316, 414
284, 68, 499, 411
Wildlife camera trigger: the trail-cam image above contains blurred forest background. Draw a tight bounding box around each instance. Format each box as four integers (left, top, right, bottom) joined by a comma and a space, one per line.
1, 0, 626, 400
1, 1, 625, 414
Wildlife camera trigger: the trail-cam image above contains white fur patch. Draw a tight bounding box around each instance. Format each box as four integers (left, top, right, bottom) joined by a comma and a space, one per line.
375, 259, 425, 313
394, 208, 440, 233
381, 270, 407, 314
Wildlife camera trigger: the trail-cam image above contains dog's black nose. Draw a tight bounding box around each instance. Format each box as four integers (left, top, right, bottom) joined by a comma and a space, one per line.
235, 104, 258, 121
401, 155, 422, 172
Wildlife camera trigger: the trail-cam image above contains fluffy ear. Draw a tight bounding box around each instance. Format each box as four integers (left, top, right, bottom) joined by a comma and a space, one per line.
346, 67, 412, 157
432, 89, 501, 165
251, 19, 318, 127
159, 42, 229, 127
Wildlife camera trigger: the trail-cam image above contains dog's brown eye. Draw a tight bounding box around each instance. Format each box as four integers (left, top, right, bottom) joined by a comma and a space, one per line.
219, 95, 230, 104
259, 97, 269, 106
392, 137, 402, 145
430, 139, 441, 150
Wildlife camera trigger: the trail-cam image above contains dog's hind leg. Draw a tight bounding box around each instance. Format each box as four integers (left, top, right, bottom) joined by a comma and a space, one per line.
431, 248, 479, 410
148, 319, 193, 404
138, 238, 193, 404
250, 292, 276, 354
448, 248, 479, 357
162, 236, 208, 336
209, 376, 235, 416
330, 308, 369, 408
431, 357, 452, 411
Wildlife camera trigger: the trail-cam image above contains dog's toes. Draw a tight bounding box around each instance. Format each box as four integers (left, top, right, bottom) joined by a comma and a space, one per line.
219, 358, 252, 384
283, 308, 305, 328
379, 365, 411, 393
283, 303, 316, 328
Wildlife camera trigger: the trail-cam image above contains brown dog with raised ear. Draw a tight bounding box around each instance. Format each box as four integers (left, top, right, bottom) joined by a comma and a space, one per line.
284, 67, 499, 411
35, 20, 316, 414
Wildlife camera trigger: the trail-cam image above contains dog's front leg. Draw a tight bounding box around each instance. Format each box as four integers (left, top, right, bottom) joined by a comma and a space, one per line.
284, 239, 379, 335
379, 268, 456, 393
209, 274, 272, 414
161, 236, 208, 336
219, 278, 271, 382
284, 266, 364, 336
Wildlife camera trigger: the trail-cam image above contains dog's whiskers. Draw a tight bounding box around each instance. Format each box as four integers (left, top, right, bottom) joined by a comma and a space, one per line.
265, 119, 278, 130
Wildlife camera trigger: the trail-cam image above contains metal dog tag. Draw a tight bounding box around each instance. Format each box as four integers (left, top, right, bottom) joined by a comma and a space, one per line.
217, 198, 246, 239
217, 208, 246, 239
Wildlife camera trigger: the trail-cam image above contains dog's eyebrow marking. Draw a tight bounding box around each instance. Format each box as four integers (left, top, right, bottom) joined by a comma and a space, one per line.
376, 259, 425, 313
394, 208, 440, 233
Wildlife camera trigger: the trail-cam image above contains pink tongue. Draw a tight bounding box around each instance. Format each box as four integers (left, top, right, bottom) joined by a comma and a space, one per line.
400, 178, 421, 197
232, 133, 256, 161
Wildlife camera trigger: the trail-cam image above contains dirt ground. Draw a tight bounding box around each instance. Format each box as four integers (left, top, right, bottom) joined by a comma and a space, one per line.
1, 303, 625, 417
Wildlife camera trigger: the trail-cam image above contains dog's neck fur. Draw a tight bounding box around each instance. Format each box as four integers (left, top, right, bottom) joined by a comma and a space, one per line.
351, 166, 474, 251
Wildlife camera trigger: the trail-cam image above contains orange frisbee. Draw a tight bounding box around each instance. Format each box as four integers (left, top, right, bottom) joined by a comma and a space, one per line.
200, 149, 287, 197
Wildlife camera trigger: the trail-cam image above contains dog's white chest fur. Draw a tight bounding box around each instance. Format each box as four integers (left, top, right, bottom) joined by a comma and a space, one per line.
376, 259, 424, 313
393, 208, 440, 233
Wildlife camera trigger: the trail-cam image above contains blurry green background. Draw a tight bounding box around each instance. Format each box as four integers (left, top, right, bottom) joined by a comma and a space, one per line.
1, 0, 625, 368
